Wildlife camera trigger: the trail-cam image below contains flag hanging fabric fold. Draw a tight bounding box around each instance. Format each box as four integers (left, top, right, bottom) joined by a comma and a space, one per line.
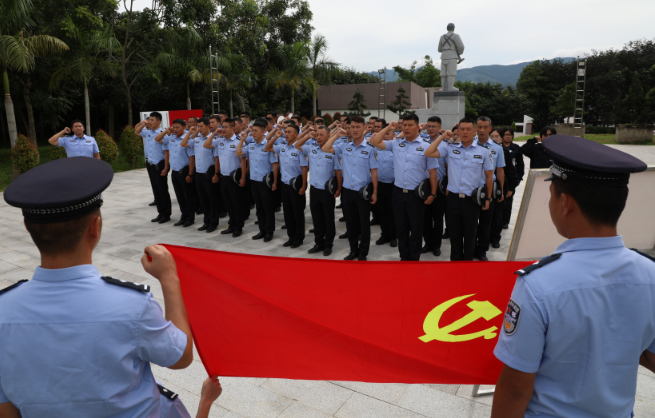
165, 244, 533, 384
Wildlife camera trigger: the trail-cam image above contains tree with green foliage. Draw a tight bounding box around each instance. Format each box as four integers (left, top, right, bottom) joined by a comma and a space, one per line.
308, 34, 338, 116
218, 47, 253, 117
265, 41, 314, 113
622, 73, 647, 124
387, 86, 413, 116
346, 89, 370, 117
550, 83, 576, 123
393, 55, 441, 88
331, 67, 378, 84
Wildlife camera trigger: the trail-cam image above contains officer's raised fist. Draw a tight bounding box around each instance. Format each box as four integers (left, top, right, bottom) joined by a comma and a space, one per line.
63, 127, 72, 134
389, 121, 398, 130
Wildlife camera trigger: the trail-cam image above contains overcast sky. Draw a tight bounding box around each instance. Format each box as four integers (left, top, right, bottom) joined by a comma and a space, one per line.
132, 0, 654, 71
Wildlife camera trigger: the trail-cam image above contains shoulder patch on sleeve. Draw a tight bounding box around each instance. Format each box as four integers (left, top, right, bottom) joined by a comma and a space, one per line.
515, 253, 562, 276
631, 248, 655, 263
101, 276, 150, 293
0, 279, 28, 296
503, 299, 521, 335
157, 384, 179, 400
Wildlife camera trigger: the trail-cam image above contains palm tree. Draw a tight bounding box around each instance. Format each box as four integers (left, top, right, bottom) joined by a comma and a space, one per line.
50, 13, 120, 134
266, 41, 314, 113
216, 47, 252, 117
308, 34, 338, 117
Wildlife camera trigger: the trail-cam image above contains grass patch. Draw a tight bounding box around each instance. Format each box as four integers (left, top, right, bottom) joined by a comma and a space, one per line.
0, 143, 146, 192
514, 133, 653, 145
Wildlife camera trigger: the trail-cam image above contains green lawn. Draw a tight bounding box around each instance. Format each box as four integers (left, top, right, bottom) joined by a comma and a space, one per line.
515, 133, 654, 145
0, 144, 146, 192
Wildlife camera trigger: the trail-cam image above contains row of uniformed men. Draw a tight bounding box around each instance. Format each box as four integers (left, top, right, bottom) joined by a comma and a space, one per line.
136, 109, 524, 261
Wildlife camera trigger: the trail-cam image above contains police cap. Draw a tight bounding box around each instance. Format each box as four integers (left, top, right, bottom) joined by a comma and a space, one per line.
359, 183, 373, 200
4, 157, 113, 223
543, 135, 647, 187
230, 167, 242, 184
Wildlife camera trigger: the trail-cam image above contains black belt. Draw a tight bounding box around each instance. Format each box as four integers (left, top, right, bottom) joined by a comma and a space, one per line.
448, 192, 473, 199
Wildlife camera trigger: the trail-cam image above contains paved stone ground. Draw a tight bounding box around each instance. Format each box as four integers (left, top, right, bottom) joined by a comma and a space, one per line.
1, 144, 655, 417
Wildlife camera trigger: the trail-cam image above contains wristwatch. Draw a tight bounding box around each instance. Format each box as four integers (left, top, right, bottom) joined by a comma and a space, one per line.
430, 194, 436, 198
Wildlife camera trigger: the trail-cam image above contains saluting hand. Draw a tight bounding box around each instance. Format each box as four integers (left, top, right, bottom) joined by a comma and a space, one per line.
141, 245, 178, 283
419, 123, 427, 131
165, 126, 174, 134
441, 130, 454, 140
388, 121, 398, 130
62, 127, 72, 135
190, 126, 198, 134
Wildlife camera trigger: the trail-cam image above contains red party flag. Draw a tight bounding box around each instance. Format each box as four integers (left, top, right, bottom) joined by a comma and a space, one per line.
166, 245, 533, 384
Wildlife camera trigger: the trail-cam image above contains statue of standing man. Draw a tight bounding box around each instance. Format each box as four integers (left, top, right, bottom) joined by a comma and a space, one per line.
438, 23, 465, 92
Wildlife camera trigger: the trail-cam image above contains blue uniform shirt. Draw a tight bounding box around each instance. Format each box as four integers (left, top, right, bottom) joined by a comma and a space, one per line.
147, 128, 165, 164
163, 132, 194, 172
476, 138, 505, 186
273, 143, 307, 184
57, 134, 99, 158
0, 265, 187, 417
333, 140, 378, 191
495, 236, 655, 418
302, 143, 339, 190
439, 141, 493, 195
214, 135, 242, 176
382, 137, 439, 189
139, 128, 151, 160
373, 146, 394, 184
192, 134, 213, 174
243, 140, 277, 182
436, 141, 449, 179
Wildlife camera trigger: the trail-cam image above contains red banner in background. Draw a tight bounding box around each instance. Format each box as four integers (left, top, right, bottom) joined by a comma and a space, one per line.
166, 245, 532, 384
169, 109, 203, 122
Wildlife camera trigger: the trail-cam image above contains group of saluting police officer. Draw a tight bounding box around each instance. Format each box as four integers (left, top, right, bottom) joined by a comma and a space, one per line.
132, 110, 532, 261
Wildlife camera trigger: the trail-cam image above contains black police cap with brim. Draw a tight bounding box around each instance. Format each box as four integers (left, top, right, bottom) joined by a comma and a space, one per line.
4, 157, 114, 223
231, 168, 242, 184
438, 175, 448, 195
542, 135, 647, 187
290, 175, 303, 192
325, 177, 338, 195
359, 183, 373, 200
414, 179, 432, 200
263, 172, 274, 189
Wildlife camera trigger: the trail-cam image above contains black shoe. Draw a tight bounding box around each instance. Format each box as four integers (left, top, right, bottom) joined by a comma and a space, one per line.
252, 232, 266, 240
339, 217, 345, 222
491, 242, 500, 249
221, 227, 235, 235
390, 239, 398, 247
502, 224, 509, 230
196, 209, 203, 215
323, 247, 332, 256
158, 217, 171, 224
255, 221, 259, 225
336, 203, 342, 209
376, 237, 390, 245
339, 232, 349, 239
282, 225, 287, 229
308, 244, 324, 254
183, 220, 194, 227
174, 219, 185, 226
151, 216, 161, 223
206, 225, 217, 233
476, 253, 489, 261
370, 218, 380, 226
421, 245, 433, 254
219, 212, 228, 218
283, 240, 293, 247
358, 255, 367, 261
442, 231, 450, 239
198, 224, 209, 231
309, 229, 315, 233
290, 242, 303, 249
149, 201, 157, 206
264, 233, 273, 242
232, 229, 242, 237
275, 206, 281, 213
433, 248, 441, 256
250, 204, 255, 210
344, 252, 359, 260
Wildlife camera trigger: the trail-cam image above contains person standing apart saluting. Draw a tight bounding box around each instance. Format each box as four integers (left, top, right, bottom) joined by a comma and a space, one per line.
48, 119, 100, 159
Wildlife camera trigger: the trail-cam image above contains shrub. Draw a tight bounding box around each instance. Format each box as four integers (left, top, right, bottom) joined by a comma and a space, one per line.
120, 125, 144, 169
585, 126, 616, 134
333, 111, 342, 121
50, 145, 67, 160
95, 129, 119, 163
11, 134, 40, 174
323, 113, 334, 126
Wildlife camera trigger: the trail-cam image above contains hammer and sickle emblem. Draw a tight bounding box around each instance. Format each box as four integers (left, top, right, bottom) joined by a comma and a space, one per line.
419, 294, 502, 343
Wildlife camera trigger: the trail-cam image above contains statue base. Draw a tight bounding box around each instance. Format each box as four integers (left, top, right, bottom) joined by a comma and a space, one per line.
415, 91, 466, 131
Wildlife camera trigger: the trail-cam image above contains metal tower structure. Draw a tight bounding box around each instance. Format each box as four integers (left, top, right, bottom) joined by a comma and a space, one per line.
377, 68, 387, 119
572, 56, 588, 137
209, 46, 220, 114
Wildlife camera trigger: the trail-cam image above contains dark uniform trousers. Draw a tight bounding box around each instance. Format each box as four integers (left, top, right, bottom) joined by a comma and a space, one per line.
475, 199, 495, 257
309, 186, 336, 248
244, 177, 252, 219
221, 176, 245, 230
393, 187, 425, 261
148, 161, 171, 218
273, 181, 282, 210
195, 172, 219, 227
252, 180, 275, 234
281, 183, 305, 244
490, 198, 505, 245
171, 170, 196, 222
446, 193, 480, 261
146, 160, 158, 204
502, 194, 514, 226
423, 190, 447, 250
341, 187, 371, 256
377, 182, 396, 241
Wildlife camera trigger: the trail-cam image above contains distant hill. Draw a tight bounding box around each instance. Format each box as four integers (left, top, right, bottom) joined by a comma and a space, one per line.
369, 58, 575, 86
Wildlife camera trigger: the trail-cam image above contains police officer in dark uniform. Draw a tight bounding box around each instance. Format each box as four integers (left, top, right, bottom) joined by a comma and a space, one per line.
521, 126, 556, 169
500, 126, 524, 229
489, 128, 518, 247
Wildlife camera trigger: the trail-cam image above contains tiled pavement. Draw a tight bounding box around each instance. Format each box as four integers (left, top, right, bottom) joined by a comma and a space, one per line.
1, 144, 655, 417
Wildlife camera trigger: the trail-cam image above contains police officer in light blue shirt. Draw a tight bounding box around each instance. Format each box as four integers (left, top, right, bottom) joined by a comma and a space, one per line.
135, 118, 159, 208
424, 117, 493, 261
370, 119, 397, 248
48, 119, 100, 159
0, 157, 196, 418
236, 118, 278, 242
144, 112, 171, 224
370, 114, 438, 261
491, 135, 655, 418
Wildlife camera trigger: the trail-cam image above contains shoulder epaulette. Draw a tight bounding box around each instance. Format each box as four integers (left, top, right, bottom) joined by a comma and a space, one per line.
157, 384, 179, 400
480, 143, 489, 149
515, 253, 562, 276
631, 248, 655, 263
101, 276, 150, 292
0, 279, 28, 296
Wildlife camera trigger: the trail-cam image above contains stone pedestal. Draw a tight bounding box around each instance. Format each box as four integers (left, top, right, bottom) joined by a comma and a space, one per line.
415, 91, 466, 130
